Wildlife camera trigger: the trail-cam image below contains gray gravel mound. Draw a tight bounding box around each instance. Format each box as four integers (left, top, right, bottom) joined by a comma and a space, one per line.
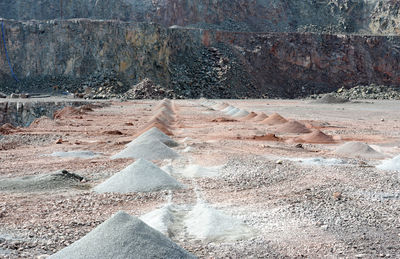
93, 159, 183, 193
232, 109, 249, 118
311, 94, 349, 104
0, 172, 85, 192
333, 142, 386, 159
49, 211, 196, 259
112, 139, 179, 160
127, 127, 178, 147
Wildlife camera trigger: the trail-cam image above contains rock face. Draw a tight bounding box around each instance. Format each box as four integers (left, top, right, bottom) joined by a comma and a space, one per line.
1, 1, 400, 98
0, 100, 89, 126
1, 0, 400, 35
1, 19, 400, 98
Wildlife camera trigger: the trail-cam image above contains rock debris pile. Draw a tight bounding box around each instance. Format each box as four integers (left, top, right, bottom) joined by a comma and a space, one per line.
93, 159, 182, 193
49, 211, 195, 259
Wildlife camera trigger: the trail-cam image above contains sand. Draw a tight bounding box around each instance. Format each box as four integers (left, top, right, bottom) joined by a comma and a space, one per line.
93, 159, 183, 193
184, 202, 253, 242
49, 211, 195, 259
295, 129, 334, 143
111, 139, 179, 160
261, 113, 288, 125
376, 155, 400, 171
275, 120, 311, 134
140, 204, 175, 235
252, 112, 268, 122
128, 127, 178, 147
333, 142, 386, 159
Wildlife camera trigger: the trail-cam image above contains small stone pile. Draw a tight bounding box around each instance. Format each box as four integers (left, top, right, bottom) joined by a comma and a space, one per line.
311, 84, 400, 100
121, 78, 180, 100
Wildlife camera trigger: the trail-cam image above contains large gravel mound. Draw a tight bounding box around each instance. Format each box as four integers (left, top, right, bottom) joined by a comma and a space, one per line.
93, 159, 183, 193
111, 139, 179, 160
333, 142, 386, 159
128, 127, 178, 148
49, 211, 195, 259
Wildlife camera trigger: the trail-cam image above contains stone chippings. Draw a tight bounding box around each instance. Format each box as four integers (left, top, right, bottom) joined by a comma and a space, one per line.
311, 85, 400, 100
49, 211, 195, 259
194, 155, 400, 257
93, 159, 183, 193
127, 127, 178, 148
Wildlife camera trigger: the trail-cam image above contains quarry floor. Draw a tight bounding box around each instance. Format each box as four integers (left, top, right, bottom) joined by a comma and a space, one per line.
1, 98, 400, 258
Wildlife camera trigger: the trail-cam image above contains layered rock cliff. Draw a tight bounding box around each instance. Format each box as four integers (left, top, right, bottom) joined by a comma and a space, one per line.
1, 19, 399, 98
1, 0, 400, 35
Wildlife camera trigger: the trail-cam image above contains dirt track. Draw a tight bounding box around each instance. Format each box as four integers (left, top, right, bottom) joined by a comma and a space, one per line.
1, 98, 400, 258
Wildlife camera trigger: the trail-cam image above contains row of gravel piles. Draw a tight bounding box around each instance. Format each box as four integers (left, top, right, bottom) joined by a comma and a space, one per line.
50, 100, 192, 258
211, 101, 336, 143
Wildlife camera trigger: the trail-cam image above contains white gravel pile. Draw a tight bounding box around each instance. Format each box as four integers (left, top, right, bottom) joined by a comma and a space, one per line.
225, 107, 241, 116
140, 204, 175, 235
111, 139, 179, 160
333, 142, 386, 159
93, 159, 183, 193
184, 202, 253, 241
232, 109, 250, 118
221, 105, 235, 113
49, 211, 195, 259
376, 155, 400, 171
127, 127, 178, 147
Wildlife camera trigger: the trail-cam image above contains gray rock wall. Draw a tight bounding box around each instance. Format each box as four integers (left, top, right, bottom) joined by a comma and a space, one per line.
1, 0, 400, 35
1, 19, 400, 98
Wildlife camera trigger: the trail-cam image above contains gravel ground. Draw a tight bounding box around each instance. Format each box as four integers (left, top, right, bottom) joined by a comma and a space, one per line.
1, 98, 400, 258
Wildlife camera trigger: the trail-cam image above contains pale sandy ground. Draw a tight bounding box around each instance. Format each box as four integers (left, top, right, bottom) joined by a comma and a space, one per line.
0, 98, 400, 258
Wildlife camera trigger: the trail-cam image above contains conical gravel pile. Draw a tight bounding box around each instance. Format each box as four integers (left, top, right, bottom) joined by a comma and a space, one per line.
275, 120, 311, 134
128, 127, 178, 147
240, 112, 258, 121
261, 113, 288, 125
93, 159, 183, 193
232, 109, 250, 118
252, 112, 268, 122
49, 211, 195, 259
296, 129, 334, 143
333, 142, 386, 159
111, 139, 179, 160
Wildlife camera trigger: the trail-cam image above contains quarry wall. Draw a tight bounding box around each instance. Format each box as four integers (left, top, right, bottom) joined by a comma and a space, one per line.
1, 19, 400, 98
